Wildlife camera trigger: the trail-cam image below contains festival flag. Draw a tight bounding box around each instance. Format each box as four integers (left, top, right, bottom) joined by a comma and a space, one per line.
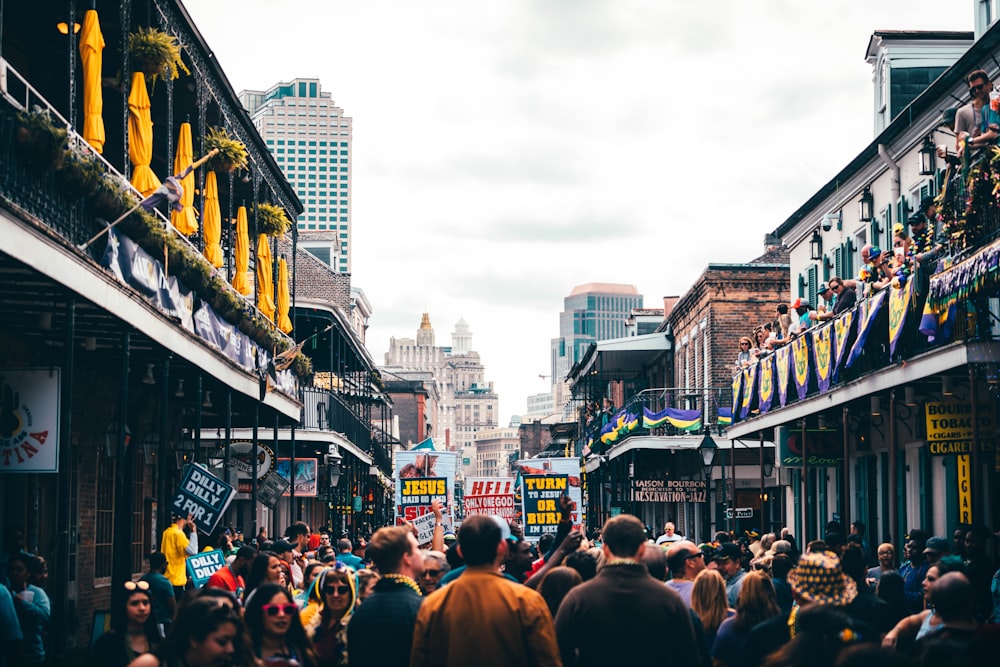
888, 279, 915, 356
642, 407, 702, 431
919, 299, 956, 344
411, 437, 435, 451
775, 345, 791, 407
832, 309, 855, 382
740, 363, 758, 419
757, 354, 774, 413
791, 335, 810, 400
731, 371, 744, 424
845, 291, 887, 368
717, 407, 733, 426
811, 324, 834, 393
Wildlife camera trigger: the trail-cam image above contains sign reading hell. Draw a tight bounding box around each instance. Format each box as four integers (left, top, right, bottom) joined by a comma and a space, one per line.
522, 475, 569, 535
397, 477, 447, 522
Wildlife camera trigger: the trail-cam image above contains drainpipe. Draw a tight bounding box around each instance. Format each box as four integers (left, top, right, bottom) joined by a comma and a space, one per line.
877, 144, 900, 207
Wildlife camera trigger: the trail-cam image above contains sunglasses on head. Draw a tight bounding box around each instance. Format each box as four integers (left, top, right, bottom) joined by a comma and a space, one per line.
124, 580, 150, 591
261, 603, 298, 617
323, 585, 350, 596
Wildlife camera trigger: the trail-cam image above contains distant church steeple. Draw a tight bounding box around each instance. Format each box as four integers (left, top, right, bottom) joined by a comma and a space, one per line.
416, 313, 435, 347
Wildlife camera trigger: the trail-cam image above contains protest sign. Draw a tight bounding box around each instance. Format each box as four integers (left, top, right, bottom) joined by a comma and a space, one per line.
171, 463, 236, 534
516, 457, 582, 542
463, 477, 516, 522
410, 507, 454, 546
186, 549, 226, 588
394, 450, 457, 524
256, 471, 290, 508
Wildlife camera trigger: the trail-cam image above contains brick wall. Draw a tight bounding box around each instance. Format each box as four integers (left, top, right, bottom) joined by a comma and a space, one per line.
280, 238, 351, 312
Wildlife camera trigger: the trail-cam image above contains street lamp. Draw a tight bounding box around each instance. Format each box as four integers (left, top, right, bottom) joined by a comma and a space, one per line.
858, 187, 874, 222
919, 136, 936, 176
809, 230, 823, 261
698, 433, 718, 478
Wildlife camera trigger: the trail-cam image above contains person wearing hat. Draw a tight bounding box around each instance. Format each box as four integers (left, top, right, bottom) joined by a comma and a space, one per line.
923, 536, 950, 566
810, 282, 837, 322
909, 197, 946, 278
845, 244, 892, 296
742, 551, 867, 667
715, 542, 747, 607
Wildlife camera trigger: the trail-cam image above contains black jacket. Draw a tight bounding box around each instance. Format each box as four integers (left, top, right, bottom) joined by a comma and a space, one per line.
347, 578, 423, 667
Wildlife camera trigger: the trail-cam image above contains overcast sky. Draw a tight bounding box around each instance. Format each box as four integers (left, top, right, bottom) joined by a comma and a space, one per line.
183, 0, 971, 424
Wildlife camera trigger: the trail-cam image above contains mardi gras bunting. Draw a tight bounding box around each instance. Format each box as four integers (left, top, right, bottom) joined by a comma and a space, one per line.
757, 353, 774, 413
845, 291, 886, 368
731, 372, 743, 424
775, 345, 791, 408
833, 309, 855, 382
642, 407, 702, 431
740, 363, 758, 419
888, 278, 915, 356
717, 407, 733, 426
812, 324, 834, 392
791, 335, 810, 400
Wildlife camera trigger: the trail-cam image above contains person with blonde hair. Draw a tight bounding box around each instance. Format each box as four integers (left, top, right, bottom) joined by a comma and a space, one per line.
301, 563, 356, 666
691, 569, 734, 646
712, 570, 781, 667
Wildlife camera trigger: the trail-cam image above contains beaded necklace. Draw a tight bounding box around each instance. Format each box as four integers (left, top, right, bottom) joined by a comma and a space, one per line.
382, 573, 422, 596
604, 558, 640, 567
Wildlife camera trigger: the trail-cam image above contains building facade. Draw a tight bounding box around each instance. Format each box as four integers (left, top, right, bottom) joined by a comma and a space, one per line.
240, 78, 353, 273
474, 427, 521, 477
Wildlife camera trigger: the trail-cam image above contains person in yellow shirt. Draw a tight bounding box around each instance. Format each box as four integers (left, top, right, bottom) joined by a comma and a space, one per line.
161, 514, 198, 599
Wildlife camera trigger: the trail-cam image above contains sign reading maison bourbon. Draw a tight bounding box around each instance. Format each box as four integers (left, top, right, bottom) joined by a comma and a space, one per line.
630, 479, 707, 503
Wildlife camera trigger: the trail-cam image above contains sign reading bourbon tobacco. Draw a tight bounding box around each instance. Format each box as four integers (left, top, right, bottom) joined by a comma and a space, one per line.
629, 479, 707, 503
924, 401, 997, 455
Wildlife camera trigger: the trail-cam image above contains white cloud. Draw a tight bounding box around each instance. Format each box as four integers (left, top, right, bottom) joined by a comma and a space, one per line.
183, 0, 972, 422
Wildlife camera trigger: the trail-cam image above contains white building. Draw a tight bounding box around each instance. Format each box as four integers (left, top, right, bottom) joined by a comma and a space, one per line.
240, 78, 354, 273
474, 427, 521, 478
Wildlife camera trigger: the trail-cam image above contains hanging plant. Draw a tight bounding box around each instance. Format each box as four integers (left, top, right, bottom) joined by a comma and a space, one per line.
14, 107, 67, 171
254, 202, 291, 237
127, 27, 190, 82
203, 126, 248, 173
55, 143, 105, 198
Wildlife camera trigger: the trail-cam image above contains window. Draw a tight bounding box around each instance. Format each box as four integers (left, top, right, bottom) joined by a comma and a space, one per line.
94, 449, 115, 578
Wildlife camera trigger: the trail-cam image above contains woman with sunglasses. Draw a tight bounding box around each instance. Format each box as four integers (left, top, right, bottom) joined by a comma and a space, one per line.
89, 580, 160, 667
734, 336, 753, 371
127, 596, 256, 667
244, 583, 318, 667
301, 565, 356, 666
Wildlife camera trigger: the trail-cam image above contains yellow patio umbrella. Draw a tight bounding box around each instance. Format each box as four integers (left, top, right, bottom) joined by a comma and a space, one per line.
276, 257, 293, 334
256, 233, 275, 322
170, 122, 198, 235
79, 9, 105, 153
202, 171, 223, 267
128, 72, 160, 196
232, 206, 251, 295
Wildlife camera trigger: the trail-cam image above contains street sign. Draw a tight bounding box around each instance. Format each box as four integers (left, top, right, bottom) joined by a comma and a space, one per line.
171, 463, 236, 535
256, 471, 291, 508
725, 507, 754, 519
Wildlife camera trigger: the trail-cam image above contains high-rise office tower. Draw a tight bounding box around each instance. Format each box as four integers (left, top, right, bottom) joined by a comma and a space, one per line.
240, 78, 353, 273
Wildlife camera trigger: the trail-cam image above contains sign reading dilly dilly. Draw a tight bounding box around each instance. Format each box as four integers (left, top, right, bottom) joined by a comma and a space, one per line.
171, 463, 236, 535
186, 549, 226, 588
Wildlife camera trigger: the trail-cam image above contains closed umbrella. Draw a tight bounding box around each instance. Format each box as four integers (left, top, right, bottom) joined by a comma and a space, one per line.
170, 122, 198, 235
276, 257, 292, 334
127, 72, 160, 196
232, 206, 251, 295
79, 9, 105, 153
203, 170, 223, 266
256, 233, 275, 322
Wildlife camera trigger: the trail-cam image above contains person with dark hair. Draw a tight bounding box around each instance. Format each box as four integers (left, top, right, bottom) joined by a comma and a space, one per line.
713, 570, 780, 667
538, 566, 583, 618
284, 522, 312, 589
715, 542, 747, 607
914, 572, 979, 650
875, 572, 908, 629
762, 605, 874, 667
554, 514, 699, 666
898, 538, 929, 614
5, 552, 50, 665
349, 526, 424, 667
88, 580, 160, 667
563, 549, 597, 582
301, 562, 356, 665
160, 514, 197, 600
411, 515, 560, 667
770, 554, 795, 614
206, 546, 256, 598
127, 596, 256, 667
955, 69, 1000, 156
691, 570, 733, 646
244, 552, 284, 604
961, 527, 996, 621
140, 552, 176, 633
0, 582, 22, 667
243, 582, 317, 667
841, 546, 892, 634
882, 557, 968, 649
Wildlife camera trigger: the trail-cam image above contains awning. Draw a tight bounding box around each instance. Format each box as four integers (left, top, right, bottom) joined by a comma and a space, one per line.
568, 331, 671, 383
584, 435, 774, 471
222, 427, 373, 466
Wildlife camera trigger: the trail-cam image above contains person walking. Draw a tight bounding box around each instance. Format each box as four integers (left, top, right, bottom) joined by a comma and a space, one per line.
554, 514, 699, 667
411, 515, 560, 667
88, 580, 161, 667
160, 514, 196, 599
348, 525, 425, 667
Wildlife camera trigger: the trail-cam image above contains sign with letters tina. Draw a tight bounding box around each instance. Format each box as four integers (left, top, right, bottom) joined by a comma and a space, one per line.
0, 369, 60, 473
171, 463, 237, 535
629, 479, 707, 503
924, 401, 998, 455
186, 549, 226, 589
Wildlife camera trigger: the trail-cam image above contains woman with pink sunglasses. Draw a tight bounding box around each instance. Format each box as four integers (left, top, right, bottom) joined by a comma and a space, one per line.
244, 583, 317, 667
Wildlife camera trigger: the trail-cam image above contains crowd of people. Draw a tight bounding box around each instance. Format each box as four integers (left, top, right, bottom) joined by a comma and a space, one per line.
3, 510, 1000, 667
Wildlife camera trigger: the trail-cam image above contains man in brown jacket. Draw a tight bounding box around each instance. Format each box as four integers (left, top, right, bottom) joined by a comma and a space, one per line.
410, 514, 561, 667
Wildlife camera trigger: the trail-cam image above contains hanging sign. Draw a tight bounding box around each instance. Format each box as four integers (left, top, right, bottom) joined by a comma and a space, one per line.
256, 471, 291, 508
171, 463, 237, 535
924, 401, 998, 455
0, 369, 60, 473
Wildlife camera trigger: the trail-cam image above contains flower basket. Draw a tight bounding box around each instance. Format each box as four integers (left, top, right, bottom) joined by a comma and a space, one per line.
14, 108, 67, 172
254, 203, 291, 237
127, 27, 190, 82
55, 146, 104, 198
203, 126, 248, 173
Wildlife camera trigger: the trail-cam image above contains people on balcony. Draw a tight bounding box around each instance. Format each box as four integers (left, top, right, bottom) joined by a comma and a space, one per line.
735, 337, 753, 370
600, 398, 615, 426
890, 225, 915, 287
810, 283, 836, 323
788, 299, 813, 337
909, 197, 946, 270
845, 244, 892, 296
955, 69, 1000, 157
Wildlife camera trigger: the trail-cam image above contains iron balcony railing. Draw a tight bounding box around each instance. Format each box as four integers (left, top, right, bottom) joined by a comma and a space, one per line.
301, 386, 391, 469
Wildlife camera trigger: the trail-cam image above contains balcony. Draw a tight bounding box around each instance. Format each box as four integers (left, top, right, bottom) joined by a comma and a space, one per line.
301, 386, 391, 470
